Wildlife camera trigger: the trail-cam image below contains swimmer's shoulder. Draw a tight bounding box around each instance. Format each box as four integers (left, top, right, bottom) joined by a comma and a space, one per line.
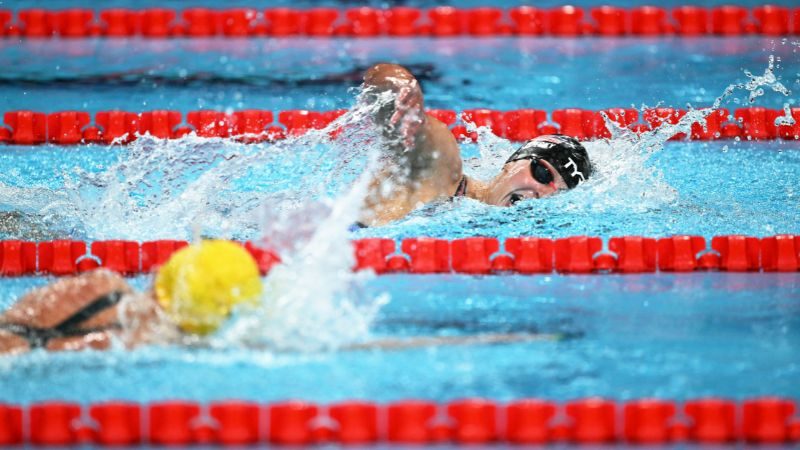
422, 114, 463, 191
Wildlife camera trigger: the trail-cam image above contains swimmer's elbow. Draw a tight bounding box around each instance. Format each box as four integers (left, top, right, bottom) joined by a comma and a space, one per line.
364, 63, 417, 91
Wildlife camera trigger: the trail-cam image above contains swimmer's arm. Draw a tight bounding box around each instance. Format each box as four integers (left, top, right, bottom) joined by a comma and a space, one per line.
363, 64, 426, 151
363, 64, 463, 183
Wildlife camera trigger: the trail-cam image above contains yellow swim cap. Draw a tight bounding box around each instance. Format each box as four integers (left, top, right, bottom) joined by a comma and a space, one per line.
155, 240, 263, 335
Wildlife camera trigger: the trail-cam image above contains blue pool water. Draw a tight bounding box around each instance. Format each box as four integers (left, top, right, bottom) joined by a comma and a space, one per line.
0, 3, 799, 411
1, 38, 797, 113
1, 273, 799, 403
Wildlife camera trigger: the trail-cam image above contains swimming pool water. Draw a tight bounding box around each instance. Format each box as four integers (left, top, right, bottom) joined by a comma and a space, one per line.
0, 139, 798, 241
1, 273, 798, 404
1, 37, 797, 113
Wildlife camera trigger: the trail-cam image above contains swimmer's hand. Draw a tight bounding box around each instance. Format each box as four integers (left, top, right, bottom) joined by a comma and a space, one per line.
364, 64, 425, 151
388, 85, 424, 150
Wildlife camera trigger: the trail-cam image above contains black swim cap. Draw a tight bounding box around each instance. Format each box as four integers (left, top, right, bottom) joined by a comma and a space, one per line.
505, 134, 592, 189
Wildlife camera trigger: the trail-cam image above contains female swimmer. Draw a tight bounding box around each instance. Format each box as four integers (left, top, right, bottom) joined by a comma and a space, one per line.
359, 64, 593, 226
0, 241, 555, 355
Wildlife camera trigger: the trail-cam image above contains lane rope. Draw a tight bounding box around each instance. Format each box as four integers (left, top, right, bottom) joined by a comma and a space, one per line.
1, 107, 798, 146
1, 398, 798, 445
0, 6, 798, 39
0, 235, 798, 276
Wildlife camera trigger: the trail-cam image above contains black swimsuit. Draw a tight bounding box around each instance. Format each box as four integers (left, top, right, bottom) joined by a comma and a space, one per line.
0, 290, 124, 349
453, 175, 468, 198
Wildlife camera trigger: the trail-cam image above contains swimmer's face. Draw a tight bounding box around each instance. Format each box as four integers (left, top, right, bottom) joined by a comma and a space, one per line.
486, 159, 568, 207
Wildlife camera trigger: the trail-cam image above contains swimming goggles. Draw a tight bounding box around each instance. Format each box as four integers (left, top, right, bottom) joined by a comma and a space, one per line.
517, 157, 555, 186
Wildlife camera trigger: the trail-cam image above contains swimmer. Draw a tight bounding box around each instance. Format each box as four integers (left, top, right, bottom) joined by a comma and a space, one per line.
0, 241, 558, 355
358, 64, 593, 226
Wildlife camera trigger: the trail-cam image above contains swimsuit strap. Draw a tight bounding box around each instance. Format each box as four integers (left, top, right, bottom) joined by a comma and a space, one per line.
453, 175, 468, 198
0, 290, 125, 349
52, 290, 124, 334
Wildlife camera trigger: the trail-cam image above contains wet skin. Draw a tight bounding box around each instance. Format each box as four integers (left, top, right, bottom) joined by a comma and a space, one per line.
361, 63, 569, 225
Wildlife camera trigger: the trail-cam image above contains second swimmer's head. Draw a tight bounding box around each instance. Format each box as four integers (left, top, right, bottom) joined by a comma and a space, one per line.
485, 134, 593, 206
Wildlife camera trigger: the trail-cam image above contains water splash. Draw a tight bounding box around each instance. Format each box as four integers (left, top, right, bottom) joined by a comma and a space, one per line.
0, 96, 401, 353
218, 156, 389, 352
359, 55, 795, 240
775, 103, 796, 127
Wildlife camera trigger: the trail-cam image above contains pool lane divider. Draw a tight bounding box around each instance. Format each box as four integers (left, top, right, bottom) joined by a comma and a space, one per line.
1, 6, 799, 38
1, 107, 799, 146
0, 398, 798, 445
1, 235, 798, 277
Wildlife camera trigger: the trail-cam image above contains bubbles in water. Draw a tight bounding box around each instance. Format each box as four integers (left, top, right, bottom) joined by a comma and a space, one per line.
775, 103, 797, 127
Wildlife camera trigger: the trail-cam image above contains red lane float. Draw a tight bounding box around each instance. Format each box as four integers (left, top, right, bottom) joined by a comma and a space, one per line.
0, 240, 37, 276
505, 399, 556, 443
735, 107, 778, 140
565, 398, 617, 443
685, 398, 737, 443
329, 401, 379, 444
554, 236, 603, 273
3, 7, 797, 38
242, 241, 281, 275
711, 235, 760, 272
141, 240, 188, 272
0, 10, 11, 37
29, 402, 81, 445
623, 399, 676, 443
52, 9, 95, 38
353, 238, 395, 273
38, 240, 87, 275
429, 7, 464, 36
401, 238, 450, 273
4, 111, 47, 145
591, 7, 628, 36
510, 7, 545, 35
91, 240, 140, 274
94, 111, 138, 144
138, 110, 181, 139
451, 237, 500, 274
712, 6, 752, 35
148, 401, 201, 445
0, 404, 23, 445
265, 9, 301, 36
387, 400, 436, 443
505, 109, 547, 141
657, 236, 706, 272
547, 6, 585, 36
386, 8, 422, 36
504, 237, 554, 274
89, 402, 142, 445
209, 401, 260, 445
608, 236, 657, 273
304, 8, 338, 36
761, 235, 800, 272
742, 397, 797, 443
632, 6, 670, 36
673, 7, 709, 35
268, 401, 319, 445
753, 6, 790, 36
99, 9, 138, 37
447, 399, 498, 443
345, 8, 384, 37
